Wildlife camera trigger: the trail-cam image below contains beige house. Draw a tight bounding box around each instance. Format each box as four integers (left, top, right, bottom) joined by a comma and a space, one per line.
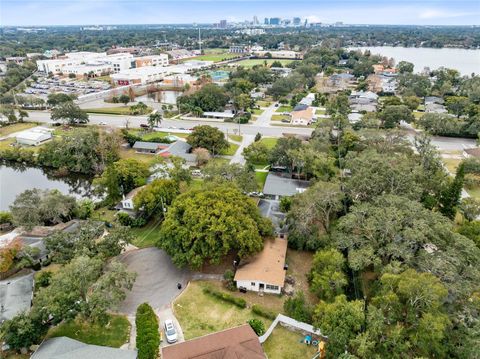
291, 105, 314, 126
234, 237, 288, 294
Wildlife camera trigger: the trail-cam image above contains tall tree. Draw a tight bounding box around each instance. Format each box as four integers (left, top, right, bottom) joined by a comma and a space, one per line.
187, 125, 229, 155
51, 101, 89, 125
309, 249, 347, 301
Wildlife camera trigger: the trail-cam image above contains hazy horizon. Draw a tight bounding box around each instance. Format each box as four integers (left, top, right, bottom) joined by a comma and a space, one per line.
1, 0, 480, 27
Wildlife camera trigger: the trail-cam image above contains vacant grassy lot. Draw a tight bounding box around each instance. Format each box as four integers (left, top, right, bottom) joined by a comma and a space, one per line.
263, 325, 318, 359
174, 281, 274, 340
0, 122, 37, 137
193, 52, 242, 62
252, 108, 264, 115
276, 105, 293, 113
47, 314, 130, 348
257, 100, 272, 108
130, 219, 162, 248
236, 59, 294, 68
286, 249, 317, 305
259, 137, 278, 149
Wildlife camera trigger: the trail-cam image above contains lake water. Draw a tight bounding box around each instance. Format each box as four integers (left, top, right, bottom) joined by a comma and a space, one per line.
349, 46, 480, 75
0, 163, 94, 211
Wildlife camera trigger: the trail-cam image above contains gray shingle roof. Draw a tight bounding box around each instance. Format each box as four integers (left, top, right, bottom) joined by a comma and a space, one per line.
263, 173, 310, 197
31, 337, 137, 359
132, 141, 164, 151
0, 272, 34, 323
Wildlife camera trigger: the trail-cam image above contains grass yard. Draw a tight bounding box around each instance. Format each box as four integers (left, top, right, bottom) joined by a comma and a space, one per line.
0, 138, 16, 150
413, 111, 424, 119
258, 137, 278, 149
466, 187, 480, 200
130, 219, 162, 248
118, 147, 157, 164
315, 109, 326, 115
257, 100, 272, 108
255, 171, 268, 189
235, 59, 294, 68
174, 281, 275, 340
131, 129, 189, 140
262, 325, 318, 359
252, 108, 264, 115
271, 114, 290, 122
228, 134, 243, 142
442, 157, 462, 174
0, 122, 37, 137
221, 143, 239, 156
91, 206, 117, 223
286, 250, 317, 305
47, 314, 130, 348
276, 105, 293, 113
84, 106, 137, 115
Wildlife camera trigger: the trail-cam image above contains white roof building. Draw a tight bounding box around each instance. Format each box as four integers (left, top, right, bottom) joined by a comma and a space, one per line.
16, 128, 52, 146
110, 66, 170, 85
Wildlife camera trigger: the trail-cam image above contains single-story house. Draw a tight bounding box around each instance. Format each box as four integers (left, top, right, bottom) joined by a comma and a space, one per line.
425, 103, 447, 114
299, 93, 315, 106
0, 272, 34, 323
250, 91, 265, 99
119, 186, 145, 211
348, 112, 363, 123
350, 103, 377, 113
463, 147, 480, 158
132, 141, 168, 154
16, 128, 52, 146
263, 172, 310, 200
161, 324, 265, 359
291, 105, 314, 126
234, 237, 288, 294
425, 96, 444, 105
31, 336, 137, 359
158, 140, 195, 163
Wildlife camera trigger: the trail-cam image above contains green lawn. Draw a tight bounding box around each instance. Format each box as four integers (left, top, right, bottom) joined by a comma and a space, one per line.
47, 314, 130, 348
228, 134, 243, 142
271, 114, 290, 122
0, 122, 37, 137
130, 219, 162, 248
131, 130, 189, 140
85, 106, 153, 116
174, 281, 274, 340
91, 207, 117, 223
315, 109, 326, 115
255, 171, 268, 190
263, 325, 318, 359
192, 53, 242, 62
221, 143, 240, 156
118, 147, 157, 164
276, 105, 292, 113
259, 137, 278, 149
413, 111, 424, 119
235, 59, 294, 68
257, 100, 272, 108
467, 187, 480, 200
442, 158, 462, 174
252, 108, 264, 115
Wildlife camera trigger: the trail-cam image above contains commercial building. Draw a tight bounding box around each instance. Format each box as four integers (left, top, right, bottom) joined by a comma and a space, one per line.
134, 54, 169, 68
234, 237, 288, 294
110, 66, 170, 85
6, 56, 26, 64
16, 127, 52, 146
269, 17, 281, 25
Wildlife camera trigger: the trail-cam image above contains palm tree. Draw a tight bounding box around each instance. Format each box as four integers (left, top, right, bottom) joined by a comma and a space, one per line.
147, 112, 162, 130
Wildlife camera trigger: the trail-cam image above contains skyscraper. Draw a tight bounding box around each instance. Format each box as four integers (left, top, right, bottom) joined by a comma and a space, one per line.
269, 17, 280, 26
253, 16, 259, 25
293, 17, 301, 26
219, 20, 227, 28
264, 18, 269, 25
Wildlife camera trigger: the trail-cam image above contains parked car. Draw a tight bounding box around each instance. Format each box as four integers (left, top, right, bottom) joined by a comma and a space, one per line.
140, 124, 149, 129
164, 319, 178, 344
99, 121, 107, 126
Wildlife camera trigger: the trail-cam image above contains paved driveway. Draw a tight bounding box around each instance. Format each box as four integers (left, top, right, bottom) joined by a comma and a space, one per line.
118, 248, 191, 315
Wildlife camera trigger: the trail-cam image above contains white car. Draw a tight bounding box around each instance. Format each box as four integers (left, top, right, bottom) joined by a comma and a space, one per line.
99, 121, 107, 126
164, 319, 178, 344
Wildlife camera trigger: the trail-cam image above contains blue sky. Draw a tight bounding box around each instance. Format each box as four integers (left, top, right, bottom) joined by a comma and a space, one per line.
1, 0, 479, 26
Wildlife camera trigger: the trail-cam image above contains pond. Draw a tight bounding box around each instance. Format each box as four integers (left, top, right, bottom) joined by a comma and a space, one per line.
138, 90, 183, 105
0, 162, 95, 211
348, 46, 480, 75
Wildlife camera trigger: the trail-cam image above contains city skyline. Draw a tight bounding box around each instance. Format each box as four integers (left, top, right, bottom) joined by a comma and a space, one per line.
1, 0, 480, 27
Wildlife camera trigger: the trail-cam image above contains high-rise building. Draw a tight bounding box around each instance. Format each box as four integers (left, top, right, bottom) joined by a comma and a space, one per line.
253, 16, 259, 25
219, 20, 227, 28
264, 18, 269, 25
269, 17, 281, 25
293, 17, 301, 26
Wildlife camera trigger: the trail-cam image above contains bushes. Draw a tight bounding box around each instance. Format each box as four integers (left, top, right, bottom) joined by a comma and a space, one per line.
223, 269, 236, 291
135, 303, 160, 359
283, 291, 313, 324
251, 304, 277, 320
248, 318, 266, 336
202, 287, 247, 308
0, 211, 13, 225
117, 212, 147, 227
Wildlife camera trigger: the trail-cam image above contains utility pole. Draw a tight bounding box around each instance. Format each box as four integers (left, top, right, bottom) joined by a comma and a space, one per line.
198, 28, 202, 54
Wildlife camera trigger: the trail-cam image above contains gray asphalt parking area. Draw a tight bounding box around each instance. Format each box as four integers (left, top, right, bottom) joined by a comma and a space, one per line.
118, 248, 191, 315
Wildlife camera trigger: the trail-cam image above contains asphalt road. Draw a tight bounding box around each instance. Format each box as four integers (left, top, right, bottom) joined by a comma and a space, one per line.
118, 248, 190, 315
26, 110, 315, 137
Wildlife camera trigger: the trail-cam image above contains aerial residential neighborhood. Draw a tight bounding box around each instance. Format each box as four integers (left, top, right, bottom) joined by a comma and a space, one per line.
0, 1, 479, 359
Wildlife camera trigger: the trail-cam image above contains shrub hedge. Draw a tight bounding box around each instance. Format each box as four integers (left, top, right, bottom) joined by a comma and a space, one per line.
202, 287, 247, 308
135, 303, 160, 359
251, 304, 277, 320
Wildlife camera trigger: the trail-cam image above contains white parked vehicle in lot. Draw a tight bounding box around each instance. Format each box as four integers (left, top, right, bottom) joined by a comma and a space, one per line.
164, 319, 178, 344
